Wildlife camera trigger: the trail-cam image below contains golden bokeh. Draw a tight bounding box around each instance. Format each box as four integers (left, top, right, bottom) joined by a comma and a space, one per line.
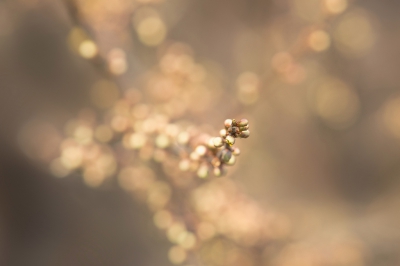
236, 72, 260, 105
168, 245, 187, 265
308, 30, 331, 52
153, 210, 173, 229
79, 40, 98, 59
94, 125, 114, 142
49, 158, 70, 178
324, 0, 348, 14
133, 8, 167, 47
333, 10, 376, 57
107, 48, 128, 75
383, 97, 400, 138
309, 78, 360, 129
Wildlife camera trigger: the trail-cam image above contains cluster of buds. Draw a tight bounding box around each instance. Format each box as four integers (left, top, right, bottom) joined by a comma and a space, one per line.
202, 119, 250, 177
224, 118, 250, 139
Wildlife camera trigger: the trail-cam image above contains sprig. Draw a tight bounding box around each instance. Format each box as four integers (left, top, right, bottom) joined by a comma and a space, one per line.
194, 118, 250, 178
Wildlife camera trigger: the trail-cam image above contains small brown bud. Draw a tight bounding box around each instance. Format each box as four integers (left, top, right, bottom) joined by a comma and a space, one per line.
231, 126, 239, 134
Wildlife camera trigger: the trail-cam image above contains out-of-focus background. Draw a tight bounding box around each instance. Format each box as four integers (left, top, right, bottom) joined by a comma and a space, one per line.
1, 0, 400, 265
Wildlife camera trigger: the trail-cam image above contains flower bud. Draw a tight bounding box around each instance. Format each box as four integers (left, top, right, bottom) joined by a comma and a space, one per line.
213, 166, 226, 177
197, 164, 209, 178
219, 129, 227, 137
225, 135, 235, 145
232, 147, 240, 156
195, 145, 207, 156
213, 137, 224, 147
207, 138, 216, 148
226, 155, 236, 165
237, 119, 249, 127
221, 149, 232, 163
224, 119, 232, 128
231, 126, 239, 134
239, 130, 250, 138
213, 167, 222, 177
239, 125, 249, 131
211, 157, 221, 167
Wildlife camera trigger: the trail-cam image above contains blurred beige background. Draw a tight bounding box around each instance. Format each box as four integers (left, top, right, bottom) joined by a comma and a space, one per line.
1, 0, 400, 265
